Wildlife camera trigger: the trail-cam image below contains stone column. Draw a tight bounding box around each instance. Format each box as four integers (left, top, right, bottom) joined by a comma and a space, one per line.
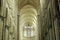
37, 15, 41, 40
0, 18, 3, 40
54, 18, 59, 40
17, 15, 20, 40
58, 0, 60, 11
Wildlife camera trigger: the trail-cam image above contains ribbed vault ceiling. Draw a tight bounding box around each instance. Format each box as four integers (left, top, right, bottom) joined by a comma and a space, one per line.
18, 0, 40, 28
20, 5, 38, 27
18, 0, 40, 10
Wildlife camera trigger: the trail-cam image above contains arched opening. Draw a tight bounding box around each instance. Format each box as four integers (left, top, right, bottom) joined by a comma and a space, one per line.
19, 5, 38, 40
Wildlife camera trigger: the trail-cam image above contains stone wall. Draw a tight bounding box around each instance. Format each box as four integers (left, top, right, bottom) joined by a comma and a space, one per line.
5, 0, 18, 40
40, 0, 60, 40
0, 0, 18, 40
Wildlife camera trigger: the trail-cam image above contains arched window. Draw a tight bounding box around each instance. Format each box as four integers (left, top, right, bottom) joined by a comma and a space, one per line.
23, 24, 35, 37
